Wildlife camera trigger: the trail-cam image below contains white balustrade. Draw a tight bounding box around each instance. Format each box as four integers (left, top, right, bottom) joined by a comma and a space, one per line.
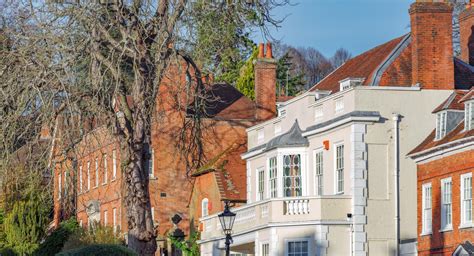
284, 199, 310, 215
260, 204, 269, 218
234, 207, 256, 224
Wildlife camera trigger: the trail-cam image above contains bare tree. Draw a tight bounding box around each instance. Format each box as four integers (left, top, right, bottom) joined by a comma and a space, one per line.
331, 47, 351, 68
0, 0, 286, 254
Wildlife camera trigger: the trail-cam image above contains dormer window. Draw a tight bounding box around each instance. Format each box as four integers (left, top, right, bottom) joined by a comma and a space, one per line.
436, 111, 447, 140
339, 77, 364, 91
465, 100, 474, 131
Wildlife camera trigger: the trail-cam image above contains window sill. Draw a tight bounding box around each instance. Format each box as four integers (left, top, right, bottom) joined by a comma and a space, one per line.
102, 182, 107, 186
335, 192, 344, 195
149, 176, 157, 180
111, 178, 117, 182
439, 227, 453, 233
459, 223, 473, 230
420, 231, 432, 236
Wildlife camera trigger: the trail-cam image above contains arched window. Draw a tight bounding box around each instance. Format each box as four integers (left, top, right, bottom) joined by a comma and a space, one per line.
201, 198, 209, 217
469, 26, 474, 65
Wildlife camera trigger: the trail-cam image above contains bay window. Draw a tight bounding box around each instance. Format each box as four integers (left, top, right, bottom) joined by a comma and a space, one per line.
441, 178, 452, 230
283, 154, 302, 197
269, 157, 277, 198
461, 173, 472, 226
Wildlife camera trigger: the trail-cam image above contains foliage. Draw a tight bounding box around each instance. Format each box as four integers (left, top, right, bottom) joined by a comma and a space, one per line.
3, 193, 50, 255
57, 244, 137, 256
33, 219, 79, 256
168, 231, 200, 256
62, 225, 124, 252
276, 53, 306, 96
235, 46, 259, 100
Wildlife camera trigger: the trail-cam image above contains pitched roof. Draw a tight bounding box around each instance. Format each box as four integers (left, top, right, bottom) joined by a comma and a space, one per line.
187, 83, 256, 120
265, 120, 308, 151
460, 87, 474, 103
432, 90, 468, 113
309, 35, 407, 93
409, 91, 473, 157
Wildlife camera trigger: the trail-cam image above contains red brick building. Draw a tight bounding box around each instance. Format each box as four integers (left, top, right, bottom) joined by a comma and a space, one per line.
409, 88, 474, 255
52, 44, 277, 253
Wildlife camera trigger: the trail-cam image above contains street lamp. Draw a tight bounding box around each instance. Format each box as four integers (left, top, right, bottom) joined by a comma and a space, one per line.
218, 201, 236, 256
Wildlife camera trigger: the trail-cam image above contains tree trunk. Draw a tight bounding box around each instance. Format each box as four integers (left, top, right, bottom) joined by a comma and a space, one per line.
123, 117, 157, 255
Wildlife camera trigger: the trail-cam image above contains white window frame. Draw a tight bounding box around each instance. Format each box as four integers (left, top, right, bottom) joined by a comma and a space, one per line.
257, 168, 265, 201
285, 238, 310, 256
314, 105, 323, 122
421, 183, 432, 235
257, 129, 264, 144
113, 208, 117, 233
87, 161, 91, 191
465, 101, 474, 131
261, 242, 270, 256
102, 154, 107, 185
461, 173, 473, 227
112, 150, 117, 180
274, 121, 282, 135
334, 97, 344, 115
435, 111, 447, 140
441, 177, 453, 231
151, 207, 155, 226
314, 149, 324, 196
95, 157, 99, 188
282, 154, 302, 197
79, 165, 83, 193
103, 210, 108, 226
149, 148, 154, 178
202, 198, 209, 217
269, 157, 278, 198
334, 143, 344, 195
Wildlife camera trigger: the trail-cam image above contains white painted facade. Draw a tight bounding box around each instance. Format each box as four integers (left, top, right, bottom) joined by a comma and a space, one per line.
199, 85, 451, 255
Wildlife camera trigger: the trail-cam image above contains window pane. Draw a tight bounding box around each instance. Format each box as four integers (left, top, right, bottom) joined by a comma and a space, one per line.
283, 155, 302, 197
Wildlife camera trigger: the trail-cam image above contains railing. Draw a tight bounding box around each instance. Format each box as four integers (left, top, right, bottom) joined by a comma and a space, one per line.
200, 195, 351, 240
284, 199, 310, 215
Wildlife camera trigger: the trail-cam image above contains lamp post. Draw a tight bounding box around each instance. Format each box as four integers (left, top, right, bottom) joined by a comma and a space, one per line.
218, 201, 236, 256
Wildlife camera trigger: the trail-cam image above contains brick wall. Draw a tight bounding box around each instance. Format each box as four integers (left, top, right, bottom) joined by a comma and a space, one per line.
460, 6, 474, 65
417, 150, 474, 255
409, 1, 454, 90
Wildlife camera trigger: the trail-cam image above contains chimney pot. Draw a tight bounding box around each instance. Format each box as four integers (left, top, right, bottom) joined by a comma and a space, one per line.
258, 43, 265, 58
265, 43, 273, 59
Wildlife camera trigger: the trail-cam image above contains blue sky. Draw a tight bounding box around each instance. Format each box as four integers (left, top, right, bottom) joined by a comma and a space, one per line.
253, 0, 413, 58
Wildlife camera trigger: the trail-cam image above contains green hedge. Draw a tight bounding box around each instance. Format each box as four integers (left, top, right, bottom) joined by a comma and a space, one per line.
56, 244, 137, 256
33, 219, 79, 256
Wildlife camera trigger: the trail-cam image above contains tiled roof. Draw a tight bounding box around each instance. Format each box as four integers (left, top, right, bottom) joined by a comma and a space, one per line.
187, 83, 256, 120
191, 143, 247, 202
309, 35, 407, 93
432, 90, 468, 113
454, 58, 474, 90
409, 91, 473, 156
460, 87, 474, 103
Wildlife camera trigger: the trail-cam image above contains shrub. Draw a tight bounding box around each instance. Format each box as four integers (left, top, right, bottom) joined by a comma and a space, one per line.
56, 244, 137, 256
4, 194, 49, 255
33, 218, 79, 256
62, 225, 123, 252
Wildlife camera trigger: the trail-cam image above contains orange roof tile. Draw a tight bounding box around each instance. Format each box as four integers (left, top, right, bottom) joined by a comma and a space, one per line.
309, 36, 406, 93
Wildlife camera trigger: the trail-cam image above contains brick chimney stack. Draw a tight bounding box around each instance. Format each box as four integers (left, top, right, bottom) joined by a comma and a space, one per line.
255, 42, 277, 121
409, 0, 454, 89
459, 0, 474, 65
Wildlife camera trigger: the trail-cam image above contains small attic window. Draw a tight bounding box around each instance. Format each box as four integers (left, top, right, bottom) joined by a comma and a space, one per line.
339, 77, 364, 91
436, 111, 447, 140
466, 100, 474, 131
